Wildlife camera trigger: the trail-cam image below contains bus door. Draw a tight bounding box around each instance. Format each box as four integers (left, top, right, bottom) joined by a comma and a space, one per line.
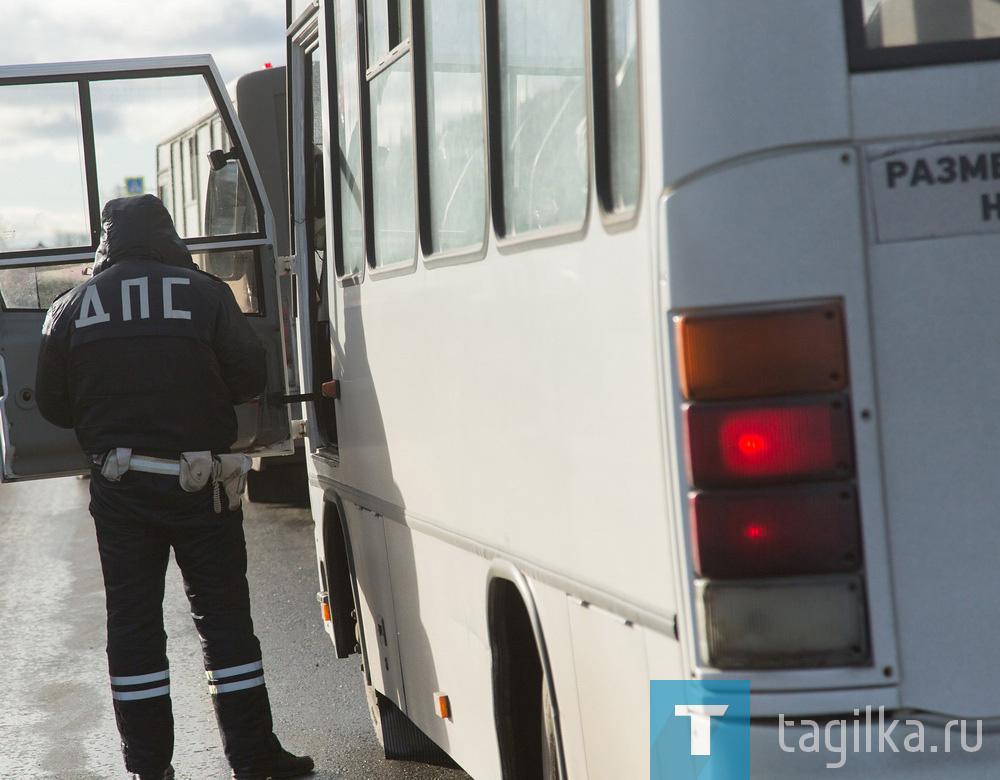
0, 56, 296, 481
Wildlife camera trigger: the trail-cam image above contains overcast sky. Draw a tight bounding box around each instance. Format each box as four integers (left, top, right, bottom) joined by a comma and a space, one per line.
0, 0, 287, 84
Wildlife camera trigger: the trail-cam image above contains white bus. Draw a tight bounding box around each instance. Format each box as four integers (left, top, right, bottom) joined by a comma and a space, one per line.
280, 0, 1000, 777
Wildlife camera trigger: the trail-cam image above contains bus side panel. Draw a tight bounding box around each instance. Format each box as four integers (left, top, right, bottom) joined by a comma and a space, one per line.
658, 0, 850, 187
332, 229, 676, 625
529, 585, 588, 780
566, 601, 652, 780
382, 520, 500, 779
867, 232, 1000, 715
342, 504, 406, 709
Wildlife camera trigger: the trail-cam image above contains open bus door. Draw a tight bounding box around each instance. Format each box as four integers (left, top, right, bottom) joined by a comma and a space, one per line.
0, 56, 296, 481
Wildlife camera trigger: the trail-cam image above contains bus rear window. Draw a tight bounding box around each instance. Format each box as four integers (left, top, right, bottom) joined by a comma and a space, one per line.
849, 0, 1000, 70
864, 0, 1000, 48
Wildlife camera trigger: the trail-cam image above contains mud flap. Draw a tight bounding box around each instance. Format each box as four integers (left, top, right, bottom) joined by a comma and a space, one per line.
366, 686, 460, 768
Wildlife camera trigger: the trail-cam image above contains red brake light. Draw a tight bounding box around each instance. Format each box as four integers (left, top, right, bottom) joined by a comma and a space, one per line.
744, 524, 768, 541
685, 397, 853, 488
690, 487, 861, 578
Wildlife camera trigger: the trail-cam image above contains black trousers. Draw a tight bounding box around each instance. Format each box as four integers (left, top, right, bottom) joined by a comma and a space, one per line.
90, 468, 275, 775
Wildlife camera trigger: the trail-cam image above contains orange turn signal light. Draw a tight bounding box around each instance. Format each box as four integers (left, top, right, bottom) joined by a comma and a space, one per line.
434, 693, 451, 719
675, 302, 847, 401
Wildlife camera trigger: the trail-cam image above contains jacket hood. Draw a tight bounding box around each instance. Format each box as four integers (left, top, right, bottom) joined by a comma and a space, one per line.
93, 195, 196, 275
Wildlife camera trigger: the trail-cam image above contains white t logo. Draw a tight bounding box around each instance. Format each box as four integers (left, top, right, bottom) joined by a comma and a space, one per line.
674, 705, 729, 755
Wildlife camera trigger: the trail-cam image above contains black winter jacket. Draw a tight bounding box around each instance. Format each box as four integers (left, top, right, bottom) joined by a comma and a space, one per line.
35, 195, 266, 457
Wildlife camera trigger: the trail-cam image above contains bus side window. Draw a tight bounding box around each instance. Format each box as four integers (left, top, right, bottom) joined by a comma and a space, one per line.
493, 0, 588, 238
331, 0, 366, 279
369, 58, 416, 267
419, 0, 488, 256
366, 0, 392, 62
366, 0, 417, 269
593, 0, 641, 217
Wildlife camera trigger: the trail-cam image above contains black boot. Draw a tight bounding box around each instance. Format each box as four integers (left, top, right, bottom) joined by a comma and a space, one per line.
231, 734, 314, 780
131, 765, 175, 780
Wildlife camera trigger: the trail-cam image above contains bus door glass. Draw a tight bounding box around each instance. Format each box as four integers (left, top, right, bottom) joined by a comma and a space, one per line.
0, 56, 295, 482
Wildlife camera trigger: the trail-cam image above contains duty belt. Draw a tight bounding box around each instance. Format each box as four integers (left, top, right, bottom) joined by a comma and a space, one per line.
95, 447, 252, 512
115, 454, 181, 475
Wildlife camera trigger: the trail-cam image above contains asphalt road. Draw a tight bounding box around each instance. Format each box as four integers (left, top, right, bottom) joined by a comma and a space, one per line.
0, 477, 471, 780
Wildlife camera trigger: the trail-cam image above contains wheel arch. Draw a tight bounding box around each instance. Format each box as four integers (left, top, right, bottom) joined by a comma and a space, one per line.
318, 489, 362, 660
486, 561, 566, 779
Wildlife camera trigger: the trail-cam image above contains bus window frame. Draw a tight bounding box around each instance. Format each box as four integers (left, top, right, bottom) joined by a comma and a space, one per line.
484, 0, 593, 255
591, 0, 643, 233
363, 0, 420, 280
0, 65, 268, 265
288, 9, 336, 290
843, 0, 1000, 72
288, 11, 341, 451
412, 0, 491, 269
303, 0, 368, 287
316, 1, 353, 284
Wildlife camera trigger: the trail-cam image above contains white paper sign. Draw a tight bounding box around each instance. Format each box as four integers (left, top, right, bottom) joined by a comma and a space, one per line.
866, 137, 1000, 243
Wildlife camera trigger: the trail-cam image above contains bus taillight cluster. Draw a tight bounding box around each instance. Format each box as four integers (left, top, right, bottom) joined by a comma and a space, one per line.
675, 301, 870, 671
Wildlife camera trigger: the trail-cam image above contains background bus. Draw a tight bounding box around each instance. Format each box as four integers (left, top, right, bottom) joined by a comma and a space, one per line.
276, 0, 1000, 777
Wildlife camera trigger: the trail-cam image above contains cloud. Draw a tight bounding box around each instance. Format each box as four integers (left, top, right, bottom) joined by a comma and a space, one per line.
0, 86, 85, 164
0, 1, 287, 252
0, 0, 285, 83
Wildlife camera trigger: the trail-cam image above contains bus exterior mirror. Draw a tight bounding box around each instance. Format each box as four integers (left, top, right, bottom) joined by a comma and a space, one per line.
208, 148, 240, 172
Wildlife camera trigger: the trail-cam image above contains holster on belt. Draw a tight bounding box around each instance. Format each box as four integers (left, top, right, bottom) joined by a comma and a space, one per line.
211, 453, 253, 511
100, 448, 132, 482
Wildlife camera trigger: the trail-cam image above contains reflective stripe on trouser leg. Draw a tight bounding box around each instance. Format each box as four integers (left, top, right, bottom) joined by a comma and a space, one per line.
206, 659, 276, 770
111, 669, 171, 701
109, 669, 174, 775
206, 661, 265, 695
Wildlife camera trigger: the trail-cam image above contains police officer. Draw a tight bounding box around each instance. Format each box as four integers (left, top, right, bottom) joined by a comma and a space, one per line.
35, 195, 314, 780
